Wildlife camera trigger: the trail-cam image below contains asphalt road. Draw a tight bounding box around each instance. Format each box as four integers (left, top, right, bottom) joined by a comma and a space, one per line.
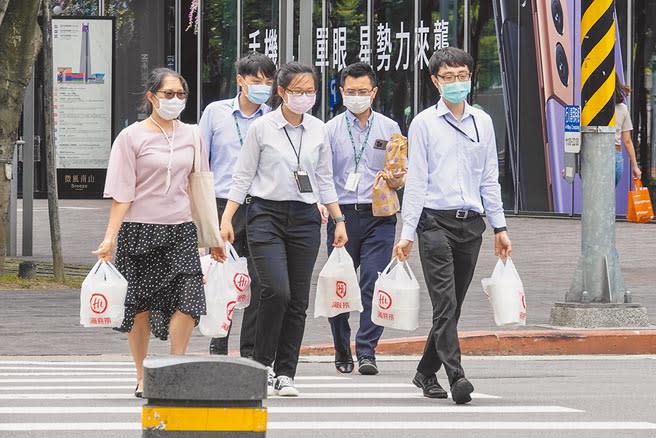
0, 355, 654, 438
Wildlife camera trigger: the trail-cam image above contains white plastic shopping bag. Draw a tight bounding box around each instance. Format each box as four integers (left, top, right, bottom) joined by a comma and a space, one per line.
481, 257, 527, 326
314, 247, 363, 318
223, 243, 251, 309
80, 260, 128, 328
371, 258, 420, 330
198, 255, 237, 338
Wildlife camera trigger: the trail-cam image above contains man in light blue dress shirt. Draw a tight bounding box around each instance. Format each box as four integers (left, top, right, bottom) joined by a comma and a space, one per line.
394, 48, 512, 404
324, 62, 404, 376
198, 52, 276, 357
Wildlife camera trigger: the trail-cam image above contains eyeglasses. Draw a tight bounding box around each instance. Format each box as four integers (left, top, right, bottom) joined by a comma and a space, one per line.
156, 90, 187, 99
343, 88, 374, 97
436, 72, 471, 83
286, 89, 316, 97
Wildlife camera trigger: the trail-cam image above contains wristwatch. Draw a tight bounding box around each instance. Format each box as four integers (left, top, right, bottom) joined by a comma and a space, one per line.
334, 215, 346, 224
493, 226, 507, 234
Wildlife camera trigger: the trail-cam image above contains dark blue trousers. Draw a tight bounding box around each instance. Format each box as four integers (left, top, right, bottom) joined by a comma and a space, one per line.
209, 198, 260, 358
326, 205, 396, 360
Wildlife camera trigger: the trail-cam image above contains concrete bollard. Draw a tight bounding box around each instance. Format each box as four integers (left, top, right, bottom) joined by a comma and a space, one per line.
142, 356, 268, 437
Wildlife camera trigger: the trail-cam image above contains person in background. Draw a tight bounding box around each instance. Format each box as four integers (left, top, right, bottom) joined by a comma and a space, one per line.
322, 62, 403, 375
393, 48, 511, 404
220, 62, 347, 397
614, 80, 641, 186
93, 68, 225, 398
199, 52, 276, 357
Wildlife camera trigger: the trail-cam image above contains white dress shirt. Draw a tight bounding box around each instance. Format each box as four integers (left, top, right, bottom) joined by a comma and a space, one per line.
400, 99, 507, 241
228, 107, 338, 205
325, 110, 401, 204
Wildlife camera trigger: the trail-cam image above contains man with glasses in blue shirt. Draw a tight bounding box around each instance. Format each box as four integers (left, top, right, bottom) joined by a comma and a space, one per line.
199, 52, 276, 357
394, 48, 512, 404
323, 62, 403, 375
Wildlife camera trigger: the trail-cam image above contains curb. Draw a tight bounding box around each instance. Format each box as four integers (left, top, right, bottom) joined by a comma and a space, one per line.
299, 329, 656, 356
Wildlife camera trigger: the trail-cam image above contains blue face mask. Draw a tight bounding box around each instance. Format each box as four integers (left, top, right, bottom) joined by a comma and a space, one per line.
439, 80, 471, 104
246, 84, 272, 105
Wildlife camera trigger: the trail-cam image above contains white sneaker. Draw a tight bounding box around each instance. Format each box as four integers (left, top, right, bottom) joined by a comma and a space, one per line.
274, 375, 299, 397
266, 366, 276, 396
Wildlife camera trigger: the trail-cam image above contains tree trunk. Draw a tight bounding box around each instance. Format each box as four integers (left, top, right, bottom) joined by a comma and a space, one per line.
41, 0, 64, 282
0, 1, 9, 28
0, 0, 42, 272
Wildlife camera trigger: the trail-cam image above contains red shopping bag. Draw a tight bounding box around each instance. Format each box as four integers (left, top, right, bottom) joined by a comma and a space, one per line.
627, 178, 654, 223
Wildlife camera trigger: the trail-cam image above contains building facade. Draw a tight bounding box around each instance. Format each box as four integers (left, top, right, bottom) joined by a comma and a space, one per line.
33, 0, 655, 215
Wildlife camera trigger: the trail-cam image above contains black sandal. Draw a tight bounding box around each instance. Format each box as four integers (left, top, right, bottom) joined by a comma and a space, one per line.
134, 383, 143, 398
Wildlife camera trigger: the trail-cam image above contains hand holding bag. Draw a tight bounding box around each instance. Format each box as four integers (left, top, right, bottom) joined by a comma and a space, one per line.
314, 247, 363, 318
371, 258, 420, 330
188, 127, 223, 247
627, 177, 654, 223
80, 260, 128, 328
198, 255, 237, 338
223, 242, 252, 309
481, 257, 527, 326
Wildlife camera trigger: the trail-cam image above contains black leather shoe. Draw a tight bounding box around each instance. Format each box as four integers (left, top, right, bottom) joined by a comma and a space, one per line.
451, 377, 474, 404
334, 349, 354, 374
134, 383, 143, 399
412, 371, 447, 399
358, 356, 378, 375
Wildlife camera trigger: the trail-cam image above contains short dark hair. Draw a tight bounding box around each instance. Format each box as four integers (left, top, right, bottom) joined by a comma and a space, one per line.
614, 77, 631, 104
270, 62, 318, 109
235, 52, 276, 79
340, 62, 377, 87
142, 68, 188, 114
428, 47, 474, 76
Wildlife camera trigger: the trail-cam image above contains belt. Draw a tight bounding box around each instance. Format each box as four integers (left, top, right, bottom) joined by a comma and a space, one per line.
425, 208, 481, 220
340, 203, 372, 211
217, 196, 252, 205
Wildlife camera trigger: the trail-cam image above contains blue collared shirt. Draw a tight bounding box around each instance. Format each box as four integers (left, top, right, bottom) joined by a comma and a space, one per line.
400, 99, 507, 241
198, 95, 269, 198
228, 107, 338, 205
325, 110, 401, 204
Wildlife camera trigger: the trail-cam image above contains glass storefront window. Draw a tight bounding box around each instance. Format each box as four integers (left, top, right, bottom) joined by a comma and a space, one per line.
372, 0, 415, 134
241, 0, 279, 62
56, 0, 99, 16
202, 0, 238, 109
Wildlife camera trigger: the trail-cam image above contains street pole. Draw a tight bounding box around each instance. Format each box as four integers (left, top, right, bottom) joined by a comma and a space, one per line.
551, 0, 648, 327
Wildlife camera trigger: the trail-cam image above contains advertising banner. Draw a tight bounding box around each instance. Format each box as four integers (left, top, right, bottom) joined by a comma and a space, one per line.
52, 17, 114, 197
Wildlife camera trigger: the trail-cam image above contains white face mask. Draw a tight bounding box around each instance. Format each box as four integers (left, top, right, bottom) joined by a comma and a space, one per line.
343, 95, 372, 115
154, 96, 186, 120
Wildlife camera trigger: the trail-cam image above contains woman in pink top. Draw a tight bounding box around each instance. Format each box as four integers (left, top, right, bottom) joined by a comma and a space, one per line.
93, 68, 225, 398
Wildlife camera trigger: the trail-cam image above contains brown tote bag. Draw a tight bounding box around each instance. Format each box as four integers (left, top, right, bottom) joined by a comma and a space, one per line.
188, 127, 223, 247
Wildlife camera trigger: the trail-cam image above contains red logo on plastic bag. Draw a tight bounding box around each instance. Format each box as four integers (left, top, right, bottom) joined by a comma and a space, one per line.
378, 290, 392, 310
335, 280, 347, 298
226, 300, 237, 321
233, 273, 250, 292
89, 293, 108, 314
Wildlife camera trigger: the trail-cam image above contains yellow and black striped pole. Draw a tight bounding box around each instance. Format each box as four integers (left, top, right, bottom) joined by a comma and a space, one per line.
581, 0, 615, 127
563, 0, 628, 310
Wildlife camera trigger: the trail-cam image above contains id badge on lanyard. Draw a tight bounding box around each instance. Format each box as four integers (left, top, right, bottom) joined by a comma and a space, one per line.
344, 172, 361, 192
345, 114, 373, 192
284, 127, 313, 193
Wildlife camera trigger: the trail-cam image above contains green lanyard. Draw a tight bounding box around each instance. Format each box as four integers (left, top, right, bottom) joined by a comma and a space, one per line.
232, 108, 244, 146
346, 113, 374, 171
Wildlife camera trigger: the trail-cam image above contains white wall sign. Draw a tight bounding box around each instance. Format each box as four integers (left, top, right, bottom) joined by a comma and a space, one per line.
52, 17, 114, 169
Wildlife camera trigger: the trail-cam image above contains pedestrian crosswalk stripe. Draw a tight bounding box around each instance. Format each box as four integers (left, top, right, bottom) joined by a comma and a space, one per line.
0, 378, 134, 383
0, 391, 499, 400
0, 385, 135, 391
0, 367, 136, 372
0, 361, 133, 366
0, 405, 583, 414
269, 421, 656, 430
0, 372, 133, 376
295, 383, 414, 388
0, 421, 654, 431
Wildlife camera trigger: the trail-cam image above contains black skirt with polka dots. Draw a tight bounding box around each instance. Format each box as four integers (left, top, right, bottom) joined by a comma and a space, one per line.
114, 221, 206, 340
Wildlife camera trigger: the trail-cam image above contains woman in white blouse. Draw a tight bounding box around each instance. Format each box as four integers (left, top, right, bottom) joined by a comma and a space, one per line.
220, 62, 347, 397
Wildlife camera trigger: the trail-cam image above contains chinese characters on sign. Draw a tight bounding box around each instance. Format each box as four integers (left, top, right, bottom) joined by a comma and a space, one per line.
248, 29, 278, 64
316, 20, 450, 72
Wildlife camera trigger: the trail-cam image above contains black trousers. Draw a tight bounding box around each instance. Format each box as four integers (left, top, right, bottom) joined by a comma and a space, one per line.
247, 197, 321, 378
415, 208, 485, 386
209, 197, 261, 357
